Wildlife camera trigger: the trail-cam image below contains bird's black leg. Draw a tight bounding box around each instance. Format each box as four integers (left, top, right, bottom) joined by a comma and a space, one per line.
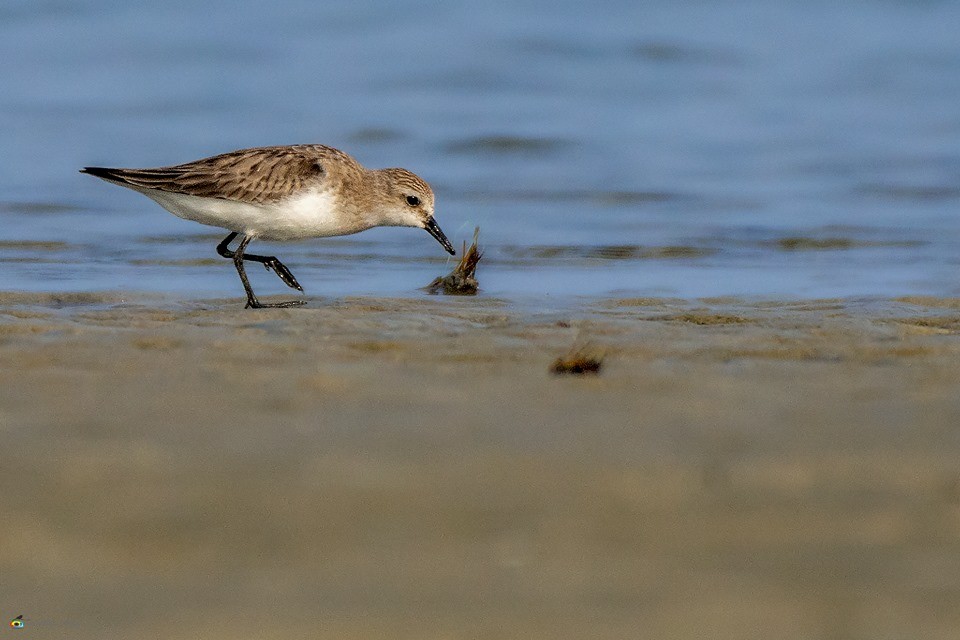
227, 234, 305, 309
216, 232, 303, 292
216, 232, 239, 258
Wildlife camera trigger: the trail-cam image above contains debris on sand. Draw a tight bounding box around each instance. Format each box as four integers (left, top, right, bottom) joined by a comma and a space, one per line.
551, 347, 604, 376
426, 227, 482, 295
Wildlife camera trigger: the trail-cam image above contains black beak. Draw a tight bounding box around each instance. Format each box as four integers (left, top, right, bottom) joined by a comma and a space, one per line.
425, 217, 456, 255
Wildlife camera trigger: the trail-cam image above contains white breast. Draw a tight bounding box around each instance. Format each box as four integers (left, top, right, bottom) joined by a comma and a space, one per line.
139, 188, 368, 241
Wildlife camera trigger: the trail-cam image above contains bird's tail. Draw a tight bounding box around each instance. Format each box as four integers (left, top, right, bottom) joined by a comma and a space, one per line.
80, 166, 134, 185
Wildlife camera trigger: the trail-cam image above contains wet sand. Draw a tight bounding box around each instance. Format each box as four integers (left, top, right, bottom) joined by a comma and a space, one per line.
2, 292, 960, 639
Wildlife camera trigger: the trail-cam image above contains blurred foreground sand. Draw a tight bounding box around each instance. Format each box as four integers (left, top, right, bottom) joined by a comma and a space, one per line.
1, 292, 960, 640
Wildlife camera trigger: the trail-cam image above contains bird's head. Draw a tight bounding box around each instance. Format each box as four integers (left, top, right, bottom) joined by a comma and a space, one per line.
375, 168, 455, 255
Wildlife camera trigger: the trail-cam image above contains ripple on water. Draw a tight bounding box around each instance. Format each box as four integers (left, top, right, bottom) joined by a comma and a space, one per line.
0, 202, 84, 215
347, 128, 407, 143
0, 240, 70, 251
445, 135, 571, 155
857, 184, 960, 202
772, 237, 925, 251
503, 244, 716, 261
631, 40, 744, 66
449, 189, 683, 205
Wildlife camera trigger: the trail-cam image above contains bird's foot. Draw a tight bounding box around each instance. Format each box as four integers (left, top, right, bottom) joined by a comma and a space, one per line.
244, 297, 307, 309
262, 258, 303, 291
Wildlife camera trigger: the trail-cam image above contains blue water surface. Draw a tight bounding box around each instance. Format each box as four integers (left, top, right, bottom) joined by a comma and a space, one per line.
1, 0, 959, 299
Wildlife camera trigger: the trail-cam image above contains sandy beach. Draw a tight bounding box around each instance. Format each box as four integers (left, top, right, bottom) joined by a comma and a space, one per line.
2, 292, 960, 639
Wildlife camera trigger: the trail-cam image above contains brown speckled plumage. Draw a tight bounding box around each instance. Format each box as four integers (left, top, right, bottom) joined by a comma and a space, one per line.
82, 145, 364, 204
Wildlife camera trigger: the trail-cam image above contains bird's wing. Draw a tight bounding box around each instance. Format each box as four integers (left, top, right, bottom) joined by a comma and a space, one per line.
81, 145, 349, 204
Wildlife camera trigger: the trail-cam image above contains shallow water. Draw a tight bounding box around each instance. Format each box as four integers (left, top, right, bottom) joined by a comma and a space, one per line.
1, 0, 959, 299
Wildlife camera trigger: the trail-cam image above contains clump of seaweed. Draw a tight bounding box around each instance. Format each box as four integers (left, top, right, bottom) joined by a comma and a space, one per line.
426, 227, 482, 295
551, 347, 604, 376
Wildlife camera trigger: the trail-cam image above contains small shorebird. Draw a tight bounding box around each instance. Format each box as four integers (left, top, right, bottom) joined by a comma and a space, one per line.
82, 144, 455, 308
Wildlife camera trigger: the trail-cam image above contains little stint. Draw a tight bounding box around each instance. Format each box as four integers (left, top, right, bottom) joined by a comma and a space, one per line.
81, 144, 455, 308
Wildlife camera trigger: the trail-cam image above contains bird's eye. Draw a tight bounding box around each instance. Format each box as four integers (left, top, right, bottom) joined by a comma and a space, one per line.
405, 195, 421, 207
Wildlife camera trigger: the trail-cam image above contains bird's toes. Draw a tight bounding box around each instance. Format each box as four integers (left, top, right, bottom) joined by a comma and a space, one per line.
268, 260, 303, 291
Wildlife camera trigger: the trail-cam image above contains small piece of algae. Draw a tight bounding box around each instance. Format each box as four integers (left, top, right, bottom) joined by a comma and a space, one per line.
551, 350, 603, 375
425, 227, 482, 295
